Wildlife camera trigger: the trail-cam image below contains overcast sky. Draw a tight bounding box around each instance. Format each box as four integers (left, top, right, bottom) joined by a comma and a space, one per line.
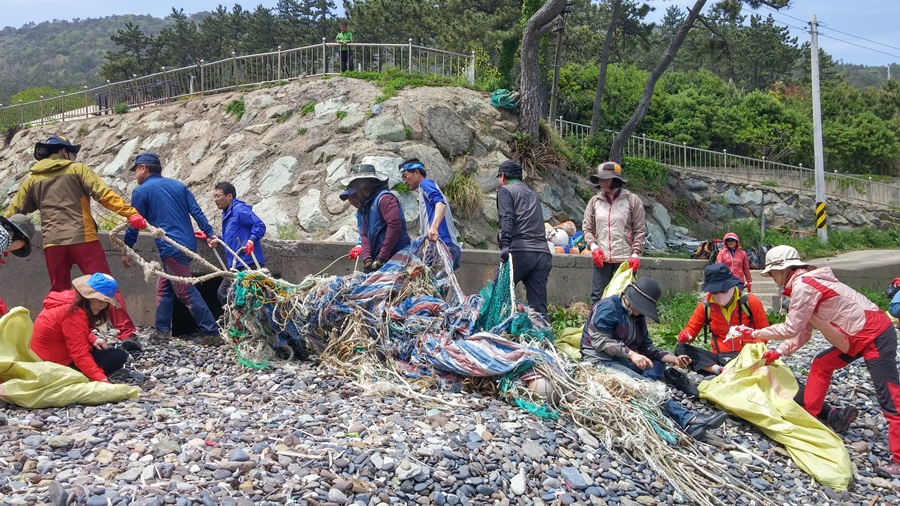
1, 0, 897, 67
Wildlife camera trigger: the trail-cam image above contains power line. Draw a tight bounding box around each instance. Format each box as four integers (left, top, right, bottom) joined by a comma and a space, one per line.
817, 32, 900, 61
818, 24, 900, 53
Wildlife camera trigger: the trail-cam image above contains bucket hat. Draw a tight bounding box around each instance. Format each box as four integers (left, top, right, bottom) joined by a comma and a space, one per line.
72, 273, 121, 308
341, 164, 387, 186
34, 135, 80, 160
760, 245, 808, 276
623, 277, 661, 323
589, 161, 627, 184
701, 263, 744, 293
0, 214, 36, 257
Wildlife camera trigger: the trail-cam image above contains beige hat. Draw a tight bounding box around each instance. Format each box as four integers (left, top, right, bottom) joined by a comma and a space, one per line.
72, 273, 121, 308
760, 245, 808, 276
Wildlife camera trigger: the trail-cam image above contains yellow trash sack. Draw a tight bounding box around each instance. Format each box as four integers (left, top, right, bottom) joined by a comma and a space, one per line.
554, 326, 582, 361
0, 308, 140, 408
698, 342, 852, 491
602, 263, 635, 299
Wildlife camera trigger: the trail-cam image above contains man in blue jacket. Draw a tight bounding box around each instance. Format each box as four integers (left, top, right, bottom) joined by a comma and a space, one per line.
123, 152, 220, 345
211, 181, 266, 304
399, 158, 462, 270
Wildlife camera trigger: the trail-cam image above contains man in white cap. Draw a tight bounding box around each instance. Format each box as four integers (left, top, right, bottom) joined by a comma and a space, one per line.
736, 245, 900, 477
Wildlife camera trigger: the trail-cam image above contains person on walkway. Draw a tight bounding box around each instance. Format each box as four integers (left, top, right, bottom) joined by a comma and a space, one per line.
496, 160, 552, 317
581, 277, 728, 439
582, 161, 646, 302
30, 273, 130, 382
4, 135, 147, 351
342, 164, 411, 273
399, 158, 462, 270
676, 263, 769, 375
336, 22, 354, 72
123, 152, 221, 345
715, 232, 752, 292
211, 182, 266, 304
736, 245, 900, 477
0, 214, 36, 315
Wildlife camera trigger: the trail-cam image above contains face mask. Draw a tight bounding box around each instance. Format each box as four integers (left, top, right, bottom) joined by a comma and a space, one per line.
712, 287, 735, 306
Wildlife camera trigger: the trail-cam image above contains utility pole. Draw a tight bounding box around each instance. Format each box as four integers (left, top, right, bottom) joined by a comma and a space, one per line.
810, 15, 827, 244
548, 2, 571, 121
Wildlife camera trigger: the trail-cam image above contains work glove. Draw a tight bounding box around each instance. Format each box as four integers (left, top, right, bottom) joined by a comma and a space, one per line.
349, 245, 362, 260
244, 240, 254, 255
194, 230, 207, 240
363, 258, 374, 272
762, 349, 782, 365
371, 259, 384, 271
500, 246, 509, 263
677, 330, 693, 344
745, 283, 752, 293
627, 254, 641, 272
128, 214, 147, 230
591, 247, 605, 268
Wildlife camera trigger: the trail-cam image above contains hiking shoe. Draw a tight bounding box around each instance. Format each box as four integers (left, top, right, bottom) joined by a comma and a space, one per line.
876, 461, 900, 478
664, 367, 699, 398
685, 411, 728, 440
198, 333, 224, 346
826, 406, 858, 433
120, 337, 143, 354
108, 369, 146, 384
147, 329, 172, 344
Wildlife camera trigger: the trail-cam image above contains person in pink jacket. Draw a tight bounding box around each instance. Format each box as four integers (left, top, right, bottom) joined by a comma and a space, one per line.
737, 245, 900, 477
715, 232, 752, 292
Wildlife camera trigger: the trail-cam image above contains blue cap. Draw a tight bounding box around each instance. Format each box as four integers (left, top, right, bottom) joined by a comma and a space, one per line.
339, 187, 357, 201
35, 135, 81, 154
130, 152, 161, 171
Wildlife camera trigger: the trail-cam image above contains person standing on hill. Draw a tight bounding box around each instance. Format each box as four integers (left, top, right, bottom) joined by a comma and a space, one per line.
399, 158, 462, 270
336, 22, 354, 72
4, 135, 147, 352
210, 182, 266, 304
716, 232, 753, 292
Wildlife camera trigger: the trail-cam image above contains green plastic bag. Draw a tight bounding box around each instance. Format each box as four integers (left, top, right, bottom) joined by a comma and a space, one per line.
0, 308, 140, 408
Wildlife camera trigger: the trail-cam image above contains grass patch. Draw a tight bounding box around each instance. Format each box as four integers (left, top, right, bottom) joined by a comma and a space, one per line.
335, 110, 347, 120
274, 112, 292, 123
276, 222, 299, 240
76, 125, 90, 138
548, 305, 587, 339
765, 226, 900, 260
113, 103, 129, 115
392, 182, 410, 194
297, 127, 308, 136
342, 67, 469, 103
444, 171, 484, 219
300, 103, 315, 116
225, 99, 245, 120
97, 214, 125, 231
405, 126, 412, 140
762, 180, 779, 187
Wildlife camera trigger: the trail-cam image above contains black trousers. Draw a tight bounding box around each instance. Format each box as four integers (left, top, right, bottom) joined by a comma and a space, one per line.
674, 342, 738, 374
71, 348, 129, 376
340, 50, 354, 72
511, 250, 552, 317
590, 262, 622, 302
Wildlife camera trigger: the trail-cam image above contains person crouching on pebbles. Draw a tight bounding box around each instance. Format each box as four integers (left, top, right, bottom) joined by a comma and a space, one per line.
734, 245, 900, 478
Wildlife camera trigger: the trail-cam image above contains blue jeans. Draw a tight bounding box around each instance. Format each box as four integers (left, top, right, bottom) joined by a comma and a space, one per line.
602, 357, 694, 428
156, 255, 218, 335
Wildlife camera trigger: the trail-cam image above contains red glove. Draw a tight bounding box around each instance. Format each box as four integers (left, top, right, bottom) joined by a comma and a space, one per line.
349, 245, 362, 260
677, 330, 693, 343
128, 214, 147, 230
732, 325, 756, 342
628, 255, 641, 271
762, 349, 782, 365
244, 240, 254, 255
894, 277, 900, 287
591, 248, 605, 268
194, 230, 207, 240
745, 283, 752, 293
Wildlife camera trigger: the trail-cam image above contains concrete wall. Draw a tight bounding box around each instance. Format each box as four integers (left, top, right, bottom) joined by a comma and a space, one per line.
0, 233, 709, 325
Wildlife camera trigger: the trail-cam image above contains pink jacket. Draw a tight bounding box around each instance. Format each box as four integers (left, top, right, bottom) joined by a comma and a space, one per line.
581, 189, 646, 263
716, 232, 752, 286
755, 267, 892, 356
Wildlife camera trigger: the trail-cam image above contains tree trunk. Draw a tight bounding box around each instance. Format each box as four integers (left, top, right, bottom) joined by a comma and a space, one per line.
518, 0, 567, 143
608, 0, 707, 163
590, 0, 622, 135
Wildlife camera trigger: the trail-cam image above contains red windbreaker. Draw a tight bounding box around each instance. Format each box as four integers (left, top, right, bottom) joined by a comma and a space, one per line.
29, 290, 106, 381
680, 292, 769, 354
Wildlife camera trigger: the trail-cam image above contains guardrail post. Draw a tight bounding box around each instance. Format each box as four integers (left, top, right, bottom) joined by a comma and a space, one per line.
82, 86, 88, 118
468, 50, 475, 85
19, 99, 23, 126
199, 60, 205, 95
722, 149, 728, 170
408, 39, 413, 73
682, 142, 687, 168
60, 91, 66, 121
231, 51, 237, 86
161, 67, 168, 102
40, 95, 44, 125
869, 177, 873, 201
761, 156, 767, 182
277, 46, 282, 81
322, 38, 327, 74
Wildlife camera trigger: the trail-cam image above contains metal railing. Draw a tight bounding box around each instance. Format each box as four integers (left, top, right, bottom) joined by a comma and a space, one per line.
555, 117, 900, 208
0, 41, 475, 128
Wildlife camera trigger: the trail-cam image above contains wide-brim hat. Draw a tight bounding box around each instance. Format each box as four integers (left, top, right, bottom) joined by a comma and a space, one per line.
623, 277, 661, 323
72, 273, 120, 308
589, 161, 627, 184
34, 135, 81, 158
341, 164, 387, 186
0, 214, 35, 257
701, 263, 744, 293
761, 245, 808, 276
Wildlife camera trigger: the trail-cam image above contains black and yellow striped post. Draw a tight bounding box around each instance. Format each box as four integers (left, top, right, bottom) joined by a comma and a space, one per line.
816, 201, 828, 242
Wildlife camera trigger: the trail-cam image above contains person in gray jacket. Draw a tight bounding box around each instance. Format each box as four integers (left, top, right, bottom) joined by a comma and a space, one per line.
496, 160, 552, 317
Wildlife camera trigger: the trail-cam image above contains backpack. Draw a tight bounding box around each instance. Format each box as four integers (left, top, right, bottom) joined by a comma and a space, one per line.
690, 239, 723, 263
702, 294, 754, 355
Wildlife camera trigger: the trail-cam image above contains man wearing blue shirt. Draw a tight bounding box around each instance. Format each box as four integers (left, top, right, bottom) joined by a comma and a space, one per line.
399, 158, 462, 270
211, 181, 266, 304
123, 152, 220, 345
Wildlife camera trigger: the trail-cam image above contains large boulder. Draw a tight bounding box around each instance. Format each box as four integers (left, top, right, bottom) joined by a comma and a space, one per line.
424, 105, 472, 157
398, 145, 453, 188
258, 156, 298, 196
364, 116, 406, 142
296, 189, 329, 232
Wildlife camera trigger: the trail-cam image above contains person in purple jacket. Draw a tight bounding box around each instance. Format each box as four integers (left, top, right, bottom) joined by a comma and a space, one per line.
210, 181, 266, 304
123, 152, 221, 345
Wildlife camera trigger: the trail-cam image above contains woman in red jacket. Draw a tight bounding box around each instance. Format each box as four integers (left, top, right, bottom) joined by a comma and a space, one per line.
675, 263, 769, 375
716, 232, 752, 292
30, 273, 129, 382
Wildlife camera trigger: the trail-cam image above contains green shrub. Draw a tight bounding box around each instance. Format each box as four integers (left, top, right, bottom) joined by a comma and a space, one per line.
621, 156, 668, 193
764, 226, 900, 260
274, 112, 292, 123
113, 103, 129, 115
392, 182, 410, 194
762, 180, 779, 187
650, 292, 699, 349
276, 222, 299, 240
335, 110, 347, 120
76, 125, 90, 138
225, 99, 245, 120
297, 127, 308, 136
405, 126, 412, 140
444, 172, 484, 219
300, 103, 315, 115
548, 305, 586, 338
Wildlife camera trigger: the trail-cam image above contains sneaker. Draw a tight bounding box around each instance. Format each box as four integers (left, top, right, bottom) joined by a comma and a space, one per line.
685, 411, 728, 439
826, 406, 858, 433
120, 337, 143, 354
876, 461, 900, 478
107, 369, 146, 384
664, 367, 699, 398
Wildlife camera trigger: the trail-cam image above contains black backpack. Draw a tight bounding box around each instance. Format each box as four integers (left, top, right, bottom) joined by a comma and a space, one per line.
702, 294, 754, 355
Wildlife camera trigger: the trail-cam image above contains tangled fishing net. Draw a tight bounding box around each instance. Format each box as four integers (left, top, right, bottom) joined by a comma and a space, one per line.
110, 225, 775, 506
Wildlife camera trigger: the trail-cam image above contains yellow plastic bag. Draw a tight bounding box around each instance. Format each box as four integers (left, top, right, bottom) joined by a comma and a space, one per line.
699, 343, 852, 491
0, 308, 140, 408
602, 263, 635, 299
554, 326, 583, 361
